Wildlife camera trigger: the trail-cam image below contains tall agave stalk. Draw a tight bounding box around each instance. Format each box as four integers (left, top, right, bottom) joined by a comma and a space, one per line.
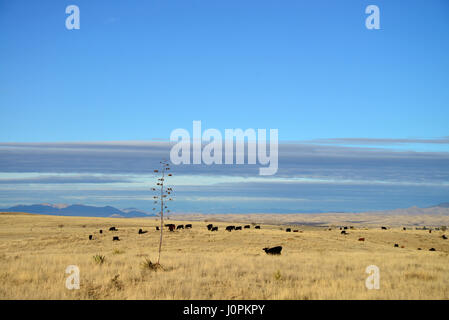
152, 159, 174, 265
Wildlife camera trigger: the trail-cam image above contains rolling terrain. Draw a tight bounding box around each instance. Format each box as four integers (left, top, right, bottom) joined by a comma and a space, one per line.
0, 212, 448, 299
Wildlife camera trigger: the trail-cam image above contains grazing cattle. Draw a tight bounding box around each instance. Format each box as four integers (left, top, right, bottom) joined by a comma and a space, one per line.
177, 225, 184, 230
339, 227, 342, 230
442, 235, 448, 240
207, 224, 213, 230
156, 226, 159, 231
168, 225, 175, 232
293, 230, 299, 233
244, 225, 250, 229
185, 224, 192, 229
358, 237, 365, 241
328, 228, 332, 231
138, 229, 148, 234
211, 226, 218, 231
263, 246, 282, 255
99, 230, 103, 234
401, 245, 405, 248
429, 230, 432, 233
403, 227, 406, 231
255, 226, 261, 229
235, 226, 242, 230
394, 244, 399, 247
417, 248, 422, 250
429, 248, 436, 251
89, 235, 93, 240
343, 226, 348, 230
113, 236, 120, 241
341, 230, 347, 235
381, 226, 387, 230
226, 226, 235, 232
109, 227, 117, 231
286, 228, 291, 232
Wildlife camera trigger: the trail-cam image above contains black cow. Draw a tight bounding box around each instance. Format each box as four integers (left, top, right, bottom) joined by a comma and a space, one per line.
156, 226, 160, 231
442, 235, 448, 240
394, 244, 399, 247
286, 228, 291, 232
177, 225, 184, 230
99, 230, 103, 234
211, 226, 218, 231
113, 236, 120, 241
263, 246, 282, 255
429, 230, 432, 233
255, 226, 261, 229
343, 226, 348, 230
207, 224, 213, 230
244, 225, 250, 229
168, 225, 175, 232
341, 230, 347, 235
293, 230, 299, 232
185, 224, 192, 229
381, 226, 387, 230
226, 226, 235, 232
429, 248, 436, 251
138, 229, 148, 234
88, 235, 93, 240
109, 227, 117, 231
403, 227, 407, 231
235, 226, 242, 230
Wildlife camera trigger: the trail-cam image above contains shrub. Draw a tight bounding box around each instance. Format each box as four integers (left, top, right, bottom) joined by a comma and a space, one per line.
93, 254, 106, 265
112, 249, 124, 255
274, 270, 282, 281
109, 274, 124, 291
140, 258, 163, 271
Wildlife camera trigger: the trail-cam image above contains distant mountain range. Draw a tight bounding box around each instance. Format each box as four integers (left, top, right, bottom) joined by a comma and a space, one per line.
1, 202, 448, 217
0, 203, 157, 218
429, 202, 449, 208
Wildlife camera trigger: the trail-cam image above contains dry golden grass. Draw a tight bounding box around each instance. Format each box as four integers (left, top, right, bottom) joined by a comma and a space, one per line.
0, 212, 448, 300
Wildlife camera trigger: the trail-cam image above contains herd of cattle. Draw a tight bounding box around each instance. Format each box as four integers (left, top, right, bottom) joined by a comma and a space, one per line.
336, 225, 447, 251
86, 222, 283, 255
87, 223, 447, 255
205, 223, 260, 232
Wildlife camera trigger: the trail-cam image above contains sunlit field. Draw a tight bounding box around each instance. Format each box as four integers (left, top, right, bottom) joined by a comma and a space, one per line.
0, 212, 448, 300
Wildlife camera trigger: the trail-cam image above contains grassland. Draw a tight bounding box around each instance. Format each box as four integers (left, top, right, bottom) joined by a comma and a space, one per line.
0, 212, 448, 300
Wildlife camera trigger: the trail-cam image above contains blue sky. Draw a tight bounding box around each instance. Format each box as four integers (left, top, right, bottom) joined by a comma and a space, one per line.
0, 1, 448, 213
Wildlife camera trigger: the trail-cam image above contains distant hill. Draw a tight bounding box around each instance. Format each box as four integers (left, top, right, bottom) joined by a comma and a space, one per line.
0, 203, 157, 218
429, 202, 449, 208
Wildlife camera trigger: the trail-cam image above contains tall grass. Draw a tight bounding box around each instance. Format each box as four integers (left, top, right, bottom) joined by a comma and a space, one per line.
0, 213, 448, 299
